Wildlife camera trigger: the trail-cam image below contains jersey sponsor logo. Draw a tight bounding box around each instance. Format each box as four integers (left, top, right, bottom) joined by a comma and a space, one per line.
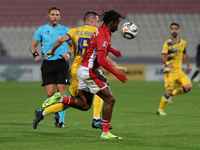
102, 41, 108, 48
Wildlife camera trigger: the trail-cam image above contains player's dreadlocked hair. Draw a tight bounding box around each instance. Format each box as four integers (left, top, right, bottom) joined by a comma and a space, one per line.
101, 10, 125, 26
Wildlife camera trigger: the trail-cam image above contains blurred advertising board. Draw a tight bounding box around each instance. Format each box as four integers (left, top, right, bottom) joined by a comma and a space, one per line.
0, 65, 40, 81
145, 64, 196, 81
101, 64, 146, 81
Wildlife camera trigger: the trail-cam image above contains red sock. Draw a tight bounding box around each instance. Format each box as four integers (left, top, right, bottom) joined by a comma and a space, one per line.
102, 120, 111, 133
62, 97, 72, 104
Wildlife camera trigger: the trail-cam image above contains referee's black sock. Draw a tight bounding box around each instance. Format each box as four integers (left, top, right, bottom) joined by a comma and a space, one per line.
191, 71, 199, 81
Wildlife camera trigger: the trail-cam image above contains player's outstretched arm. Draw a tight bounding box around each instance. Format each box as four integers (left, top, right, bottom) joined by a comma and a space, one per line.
106, 55, 127, 72
45, 34, 71, 59
97, 50, 127, 83
183, 52, 192, 72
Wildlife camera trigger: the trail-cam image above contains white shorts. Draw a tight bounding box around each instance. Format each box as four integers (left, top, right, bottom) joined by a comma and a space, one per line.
77, 66, 108, 94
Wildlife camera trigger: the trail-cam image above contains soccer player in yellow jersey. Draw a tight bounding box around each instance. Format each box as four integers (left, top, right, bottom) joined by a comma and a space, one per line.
45, 11, 127, 127
157, 23, 192, 115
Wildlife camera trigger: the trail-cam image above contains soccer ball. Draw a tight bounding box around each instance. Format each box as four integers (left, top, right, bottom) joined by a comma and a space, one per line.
121, 22, 138, 39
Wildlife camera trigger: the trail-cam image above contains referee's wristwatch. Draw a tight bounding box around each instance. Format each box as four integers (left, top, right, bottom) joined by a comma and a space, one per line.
33, 52, 39, 58
67, 51, 72, 56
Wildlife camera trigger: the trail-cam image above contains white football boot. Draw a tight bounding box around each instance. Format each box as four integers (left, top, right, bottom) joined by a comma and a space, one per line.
157, 110, 167, 115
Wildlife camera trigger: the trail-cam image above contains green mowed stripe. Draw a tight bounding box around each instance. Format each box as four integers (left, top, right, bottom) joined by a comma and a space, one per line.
0, 81, 199, 150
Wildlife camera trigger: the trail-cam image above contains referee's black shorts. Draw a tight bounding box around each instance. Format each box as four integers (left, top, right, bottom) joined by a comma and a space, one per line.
41, 59, 70, 86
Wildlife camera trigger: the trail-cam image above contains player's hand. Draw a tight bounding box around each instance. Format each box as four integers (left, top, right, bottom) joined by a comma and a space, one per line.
187, 65, 192, 72
115, 65, 127, 72
123, 76, 127, 83
167, 63, 174, 70
110, 49, 121, 57
45, 51, 54, 59
34, 55, 42, 62
116, 73, 127, 83
62, 53, 70, 61
117, 52, 122, 58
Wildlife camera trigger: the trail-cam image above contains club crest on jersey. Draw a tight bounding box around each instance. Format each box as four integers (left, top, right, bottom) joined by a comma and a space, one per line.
102, 41, 108, 48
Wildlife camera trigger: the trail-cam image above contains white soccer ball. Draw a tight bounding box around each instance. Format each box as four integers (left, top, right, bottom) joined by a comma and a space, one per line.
121, 22, 138, 39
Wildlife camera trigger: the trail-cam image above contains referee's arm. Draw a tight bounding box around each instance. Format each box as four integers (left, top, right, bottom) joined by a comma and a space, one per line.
30, 39, 42, 62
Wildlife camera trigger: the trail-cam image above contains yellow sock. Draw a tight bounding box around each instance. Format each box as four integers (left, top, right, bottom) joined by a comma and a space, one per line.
172, 87, 186, 96
158, 94, 169, 111
93, 95, 103, 118
45, 103, 70, 115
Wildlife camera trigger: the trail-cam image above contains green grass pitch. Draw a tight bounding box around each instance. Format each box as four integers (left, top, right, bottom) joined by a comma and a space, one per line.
0, 81, 200, 150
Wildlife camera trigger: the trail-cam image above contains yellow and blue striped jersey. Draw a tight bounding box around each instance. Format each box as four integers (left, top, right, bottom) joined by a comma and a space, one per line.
162, 38, 186, 71
67, 24, 97, 69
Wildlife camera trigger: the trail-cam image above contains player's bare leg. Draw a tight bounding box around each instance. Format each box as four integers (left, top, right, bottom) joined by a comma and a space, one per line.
44, 84, 61, 126
44, 84, 55, 97
97, 87, 122, 139
71, 90, 94, 111
34, 90, 93, 129
92, 95, 113, 130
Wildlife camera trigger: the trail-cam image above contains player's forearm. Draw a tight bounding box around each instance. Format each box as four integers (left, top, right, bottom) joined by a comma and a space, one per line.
98, 52, 120, 76
106, 55, 117, 68
51, 40, 63, 53
68, 44, 74, 54
97, 50, 126, 82
183, 53, 190, 66
161, 54, 168, 64
52, 35, 70, 53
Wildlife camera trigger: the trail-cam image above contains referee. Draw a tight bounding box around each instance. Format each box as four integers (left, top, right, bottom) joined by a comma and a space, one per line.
29, 7, 72, 128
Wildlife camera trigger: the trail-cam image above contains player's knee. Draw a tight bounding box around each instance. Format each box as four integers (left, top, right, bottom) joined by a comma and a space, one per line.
107, 96, 115, 105
81, 104, 91, 111
185, 85, 192, 92
166, 90, 173, 96
46, 92, 54, 98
